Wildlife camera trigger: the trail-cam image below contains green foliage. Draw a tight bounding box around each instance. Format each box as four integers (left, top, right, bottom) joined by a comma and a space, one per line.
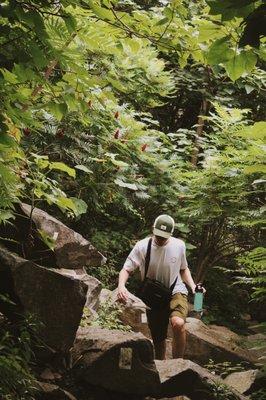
91, 300, 132, 332
251, 388, 266, 400
206, 381, 240, 400
202, 267, 249, 332
0, 315, 37, 400
87, 262, 118, 289
0, 0, 265, 336
236, 248, 266, 303
23, 154, 86, 217
205, 359, 248, 378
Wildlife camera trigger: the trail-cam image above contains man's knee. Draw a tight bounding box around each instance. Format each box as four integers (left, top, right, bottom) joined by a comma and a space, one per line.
171, 316, 185, 333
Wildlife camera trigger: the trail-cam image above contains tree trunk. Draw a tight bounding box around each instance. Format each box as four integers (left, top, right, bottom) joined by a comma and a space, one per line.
191, 99, 210, 167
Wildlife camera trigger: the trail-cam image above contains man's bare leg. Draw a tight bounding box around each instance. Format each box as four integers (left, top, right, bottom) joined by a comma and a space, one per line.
153, 339, 166, 360
171, 316, 186, 358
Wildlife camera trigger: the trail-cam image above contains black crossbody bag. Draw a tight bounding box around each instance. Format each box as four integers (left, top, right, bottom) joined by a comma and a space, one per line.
136, 238, 177, 309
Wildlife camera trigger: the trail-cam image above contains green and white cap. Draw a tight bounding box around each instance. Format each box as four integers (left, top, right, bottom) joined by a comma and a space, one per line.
153, 214, 175, 238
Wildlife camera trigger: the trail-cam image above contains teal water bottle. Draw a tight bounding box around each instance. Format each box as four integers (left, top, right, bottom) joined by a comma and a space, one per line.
194, 283, 204, 312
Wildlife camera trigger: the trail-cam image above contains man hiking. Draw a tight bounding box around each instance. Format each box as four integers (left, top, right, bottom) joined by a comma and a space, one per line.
118, 214, 204, 360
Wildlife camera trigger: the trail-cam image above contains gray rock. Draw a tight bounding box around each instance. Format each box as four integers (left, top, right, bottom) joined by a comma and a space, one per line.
99, 288, 113, 305
112, 289, 151, 338
184, 318, 258, 366
0, 246, 87, 353
156, 359, 248, 400
36, 382, 77, 400
20, 203, 106, 269
98, 288, 150, 336
72, 326, 160, 396
224, 369, 266, 395
54, 268, 102, 310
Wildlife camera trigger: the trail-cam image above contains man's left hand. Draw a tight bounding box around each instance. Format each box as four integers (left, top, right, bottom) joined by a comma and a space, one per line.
192, 285, 206, 294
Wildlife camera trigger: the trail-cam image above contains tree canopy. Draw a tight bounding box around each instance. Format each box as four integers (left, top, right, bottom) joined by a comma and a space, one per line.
0, 0, 265, 327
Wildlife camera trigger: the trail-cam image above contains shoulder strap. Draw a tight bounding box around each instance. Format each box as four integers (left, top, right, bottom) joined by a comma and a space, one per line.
144, 238, 152, 278
170, 276, 178, 292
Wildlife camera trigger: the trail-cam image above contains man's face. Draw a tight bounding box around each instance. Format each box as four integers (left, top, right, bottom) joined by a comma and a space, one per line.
154, 235, 169, 246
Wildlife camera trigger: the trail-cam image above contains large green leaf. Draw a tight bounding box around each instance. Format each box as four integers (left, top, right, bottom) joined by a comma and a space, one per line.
0, 69, 18, 84
49, 162, 76, 177
87, 0, 115, 21
111, 159, 128, 168
225, 51, 257, 81
56, 196, 77, 212
207, 37, 234, 65
75, 165, 93, 174
48, 103, 68, 121
114, 178, 138, 191
70, 197, 88, 216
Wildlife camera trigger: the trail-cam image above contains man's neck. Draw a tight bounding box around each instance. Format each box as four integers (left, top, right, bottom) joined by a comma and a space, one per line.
153, 235, 170, 247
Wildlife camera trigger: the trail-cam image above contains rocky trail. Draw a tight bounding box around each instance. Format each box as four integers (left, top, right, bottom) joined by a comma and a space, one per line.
0, 204, 265, 400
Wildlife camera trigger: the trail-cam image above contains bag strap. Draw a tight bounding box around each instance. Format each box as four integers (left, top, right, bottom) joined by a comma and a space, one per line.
170, 276, 178, 292
144, 237, 152, 278
144, 237, 177, 292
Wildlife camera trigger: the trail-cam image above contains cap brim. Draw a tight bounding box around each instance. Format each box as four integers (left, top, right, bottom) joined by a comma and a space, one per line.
153, 228, 171, 238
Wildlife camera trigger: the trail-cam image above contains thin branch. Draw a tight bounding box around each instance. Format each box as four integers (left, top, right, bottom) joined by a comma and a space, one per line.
157, 7, 175, 42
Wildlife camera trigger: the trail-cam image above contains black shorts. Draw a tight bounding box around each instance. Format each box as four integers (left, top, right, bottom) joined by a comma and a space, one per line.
146, 293, 188, 342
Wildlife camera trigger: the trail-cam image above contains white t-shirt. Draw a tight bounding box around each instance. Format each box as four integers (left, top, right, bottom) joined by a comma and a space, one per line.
123, 236, 188, 295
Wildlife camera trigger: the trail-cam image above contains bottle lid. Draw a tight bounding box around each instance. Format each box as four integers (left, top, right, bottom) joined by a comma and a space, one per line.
195, 283, 204, 292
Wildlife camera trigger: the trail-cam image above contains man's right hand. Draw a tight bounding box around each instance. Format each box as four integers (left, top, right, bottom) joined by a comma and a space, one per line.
117, 285, 129, 303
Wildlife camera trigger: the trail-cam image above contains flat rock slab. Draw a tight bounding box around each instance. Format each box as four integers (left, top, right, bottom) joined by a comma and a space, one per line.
35, 382, 77, 400
224, 369, 266, 395
0, 246, 87, 353
185, 318, 258, 366
21, 203, 106, 268
72, 326, 160, 396
155, 359, 248, 400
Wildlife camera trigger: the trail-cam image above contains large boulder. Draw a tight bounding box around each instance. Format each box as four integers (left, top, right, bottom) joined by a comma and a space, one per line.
224, 369, 266, 395
20, 203, 106, 269
156, 359, 248, 400
111, 289, 150, 337
35, 382, 77, 400
54, 268, 102, 310
184, 318, 258, 366
72, 326, 160, 396
0, 246, 87, 353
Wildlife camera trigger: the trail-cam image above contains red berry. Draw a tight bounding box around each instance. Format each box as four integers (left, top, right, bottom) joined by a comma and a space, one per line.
141, 143, 148, 152
23, 127, 30, 136
114, 129, 120, 139
114, 111, 119, 119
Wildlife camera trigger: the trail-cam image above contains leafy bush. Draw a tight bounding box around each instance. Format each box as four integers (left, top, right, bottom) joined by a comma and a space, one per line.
205, 359, 248, 379
86, 262, 118, 290
202, 267, 249, 332
236, 247, 266, 303
251, 389, 266, 400
0, 315, 37, 400
207, 381, 239, 400
91, 300, 132, 332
